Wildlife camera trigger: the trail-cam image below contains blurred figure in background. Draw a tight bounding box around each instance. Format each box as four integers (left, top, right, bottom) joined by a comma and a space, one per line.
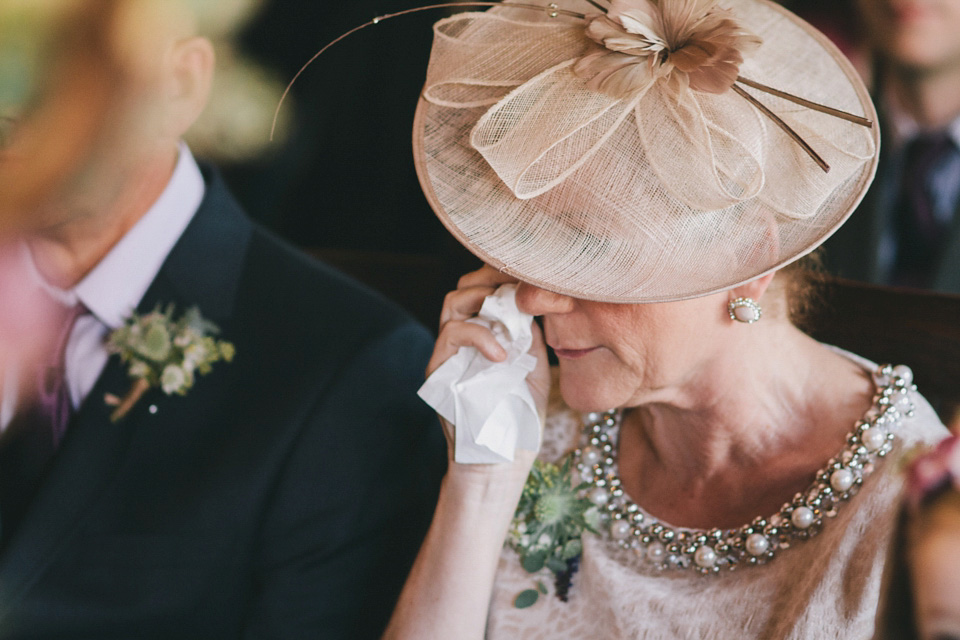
0, 1, 444, 637
219, 0, 446, 248
822, 0, 960, 292
876, 435, 960, 639
215, 0, 480, 326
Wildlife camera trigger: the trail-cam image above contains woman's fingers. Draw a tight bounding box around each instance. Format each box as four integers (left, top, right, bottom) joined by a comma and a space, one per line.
439, 286, 494, 329
438, 265, 520, 329
427, 320, 506, 378
457, 264, 517, 290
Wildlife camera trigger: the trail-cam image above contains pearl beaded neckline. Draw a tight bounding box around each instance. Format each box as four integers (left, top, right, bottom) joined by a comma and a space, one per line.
574, 364, 916, 574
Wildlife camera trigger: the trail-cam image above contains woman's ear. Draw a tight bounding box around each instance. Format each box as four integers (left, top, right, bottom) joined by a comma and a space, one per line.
163, 36, 215, 139
731, 271, 776, 302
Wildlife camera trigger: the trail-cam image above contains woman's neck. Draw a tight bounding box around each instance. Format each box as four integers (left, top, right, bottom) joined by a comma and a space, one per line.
616, 322, 874, 529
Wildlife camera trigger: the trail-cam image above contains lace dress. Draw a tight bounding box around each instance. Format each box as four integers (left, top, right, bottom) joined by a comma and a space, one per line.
486, 351, 947, 639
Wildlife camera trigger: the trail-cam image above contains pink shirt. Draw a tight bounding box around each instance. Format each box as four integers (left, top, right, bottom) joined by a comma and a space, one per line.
0, 143, 204, 429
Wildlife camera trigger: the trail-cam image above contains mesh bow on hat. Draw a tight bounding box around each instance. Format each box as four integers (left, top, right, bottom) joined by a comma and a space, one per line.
413, 0, 879, 302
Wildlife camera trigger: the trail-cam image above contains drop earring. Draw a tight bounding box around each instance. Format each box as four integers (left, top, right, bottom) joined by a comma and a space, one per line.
728, 297, 762, 324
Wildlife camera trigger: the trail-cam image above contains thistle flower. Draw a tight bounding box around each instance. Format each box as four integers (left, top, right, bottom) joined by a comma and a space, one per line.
509, 454, 596, 607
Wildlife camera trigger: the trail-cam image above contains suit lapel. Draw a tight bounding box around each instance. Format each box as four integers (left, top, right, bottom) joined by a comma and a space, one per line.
0, 166, 253, 614
822, 106, 895, 284
863, 112, 899, 283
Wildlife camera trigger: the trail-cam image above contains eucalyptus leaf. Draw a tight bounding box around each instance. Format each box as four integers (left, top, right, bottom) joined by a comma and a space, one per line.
514, 589, 539, 609
562, 539, 583, 560
521, 551, 546, 573
546, 556, 568, 574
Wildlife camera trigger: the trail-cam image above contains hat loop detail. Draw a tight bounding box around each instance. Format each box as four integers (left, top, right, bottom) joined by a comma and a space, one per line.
421, 5, 873, 216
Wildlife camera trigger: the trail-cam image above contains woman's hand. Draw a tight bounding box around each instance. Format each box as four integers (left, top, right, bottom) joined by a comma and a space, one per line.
428, 265, 551, 459
385, 267, 551, 640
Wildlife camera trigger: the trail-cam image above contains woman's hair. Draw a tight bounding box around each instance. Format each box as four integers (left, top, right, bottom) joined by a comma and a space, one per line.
766, 249, 827, 330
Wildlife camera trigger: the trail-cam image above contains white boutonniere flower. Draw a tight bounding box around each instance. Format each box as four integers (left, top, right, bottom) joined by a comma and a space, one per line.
104, 304, 235, 422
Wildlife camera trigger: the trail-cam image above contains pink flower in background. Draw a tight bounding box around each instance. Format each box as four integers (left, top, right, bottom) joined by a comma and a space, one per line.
906, 435, 960, 510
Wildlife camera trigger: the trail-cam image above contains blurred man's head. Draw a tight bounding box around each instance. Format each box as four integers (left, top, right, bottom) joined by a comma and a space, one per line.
0, 0, 215, 234
857, 0, 960, 76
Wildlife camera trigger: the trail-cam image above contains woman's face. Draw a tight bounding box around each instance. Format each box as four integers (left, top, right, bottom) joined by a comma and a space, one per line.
514, 282, 730, 412
909, 491, 960, 639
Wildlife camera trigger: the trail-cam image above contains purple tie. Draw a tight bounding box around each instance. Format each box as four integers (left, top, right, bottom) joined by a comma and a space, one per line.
37, 302, 87, 447
891, 131, 958, 287
0, 302, 86, 544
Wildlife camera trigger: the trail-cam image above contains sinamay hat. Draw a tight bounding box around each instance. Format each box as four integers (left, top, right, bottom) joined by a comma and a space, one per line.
413, 0, 879, 302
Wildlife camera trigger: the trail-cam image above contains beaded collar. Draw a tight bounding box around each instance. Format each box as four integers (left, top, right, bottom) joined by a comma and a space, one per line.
574, 363, 917, 574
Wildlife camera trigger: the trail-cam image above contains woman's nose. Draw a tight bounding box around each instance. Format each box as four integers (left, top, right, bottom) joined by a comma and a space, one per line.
515, 282, 575, 315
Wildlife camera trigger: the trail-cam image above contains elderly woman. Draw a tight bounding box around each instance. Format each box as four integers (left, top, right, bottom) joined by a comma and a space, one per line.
384, 0, 947, 637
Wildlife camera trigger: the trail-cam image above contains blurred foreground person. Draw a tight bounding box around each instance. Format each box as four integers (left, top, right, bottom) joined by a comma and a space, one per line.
824, 0, 960, 291
0, 1, 122, 419
0, 1, 444, 637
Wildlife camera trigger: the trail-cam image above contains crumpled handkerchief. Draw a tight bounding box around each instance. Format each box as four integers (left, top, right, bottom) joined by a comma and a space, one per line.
418, 284, 541, 463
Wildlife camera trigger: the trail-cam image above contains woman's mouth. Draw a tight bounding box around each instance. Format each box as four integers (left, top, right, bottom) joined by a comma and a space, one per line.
553, 346, 599, 359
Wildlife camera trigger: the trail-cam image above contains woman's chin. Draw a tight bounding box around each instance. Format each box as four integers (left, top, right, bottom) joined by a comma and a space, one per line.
557, 365, 621, 412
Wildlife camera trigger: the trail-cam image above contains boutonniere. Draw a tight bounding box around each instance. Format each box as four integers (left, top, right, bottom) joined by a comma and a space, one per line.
104, 304, 235, 422
507, 453, 600, 608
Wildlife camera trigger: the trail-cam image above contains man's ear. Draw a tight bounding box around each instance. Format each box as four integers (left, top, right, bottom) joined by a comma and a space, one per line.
163, 36, 214, 138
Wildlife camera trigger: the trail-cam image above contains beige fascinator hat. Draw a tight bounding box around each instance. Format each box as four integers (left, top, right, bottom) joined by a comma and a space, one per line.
413, 0, 879, 302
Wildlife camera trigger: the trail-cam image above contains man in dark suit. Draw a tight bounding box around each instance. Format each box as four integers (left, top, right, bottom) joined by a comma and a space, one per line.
0, 4, 444, 637
822, 0, 960, 292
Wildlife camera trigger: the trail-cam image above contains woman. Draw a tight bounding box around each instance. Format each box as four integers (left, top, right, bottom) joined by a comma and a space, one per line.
385, 0, 947, 637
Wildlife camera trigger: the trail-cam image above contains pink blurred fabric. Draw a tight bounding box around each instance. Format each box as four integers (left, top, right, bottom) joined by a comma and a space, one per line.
0, 244, 58, 413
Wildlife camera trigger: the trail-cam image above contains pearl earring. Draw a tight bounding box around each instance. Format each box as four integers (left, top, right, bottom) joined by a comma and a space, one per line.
728, 297, 762, 324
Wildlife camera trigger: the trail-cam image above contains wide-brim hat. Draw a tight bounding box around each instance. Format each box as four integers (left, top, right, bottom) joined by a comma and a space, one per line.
413, 0, 879, 302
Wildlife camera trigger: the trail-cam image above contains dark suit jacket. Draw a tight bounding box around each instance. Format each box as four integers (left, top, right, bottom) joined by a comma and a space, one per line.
0, 167, 445, 638
822, 110, 960, 293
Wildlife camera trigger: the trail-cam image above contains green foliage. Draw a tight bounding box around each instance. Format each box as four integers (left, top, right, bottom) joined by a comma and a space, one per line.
0, 6, 53, 110
521, 551, 546, 574
514, 590, 539, 609
507, 453, 597, 608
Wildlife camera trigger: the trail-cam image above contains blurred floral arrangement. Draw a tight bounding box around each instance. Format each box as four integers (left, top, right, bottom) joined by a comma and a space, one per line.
184, 0, 292, 162
0, 0, 288, 193
0, 1, 55, 115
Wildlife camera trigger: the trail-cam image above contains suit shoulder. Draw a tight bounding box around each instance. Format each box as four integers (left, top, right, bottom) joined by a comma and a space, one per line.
236, 226, 429, 347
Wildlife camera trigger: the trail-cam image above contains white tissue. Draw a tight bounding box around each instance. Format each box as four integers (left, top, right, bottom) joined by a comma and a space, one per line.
418, 284, 541, 463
